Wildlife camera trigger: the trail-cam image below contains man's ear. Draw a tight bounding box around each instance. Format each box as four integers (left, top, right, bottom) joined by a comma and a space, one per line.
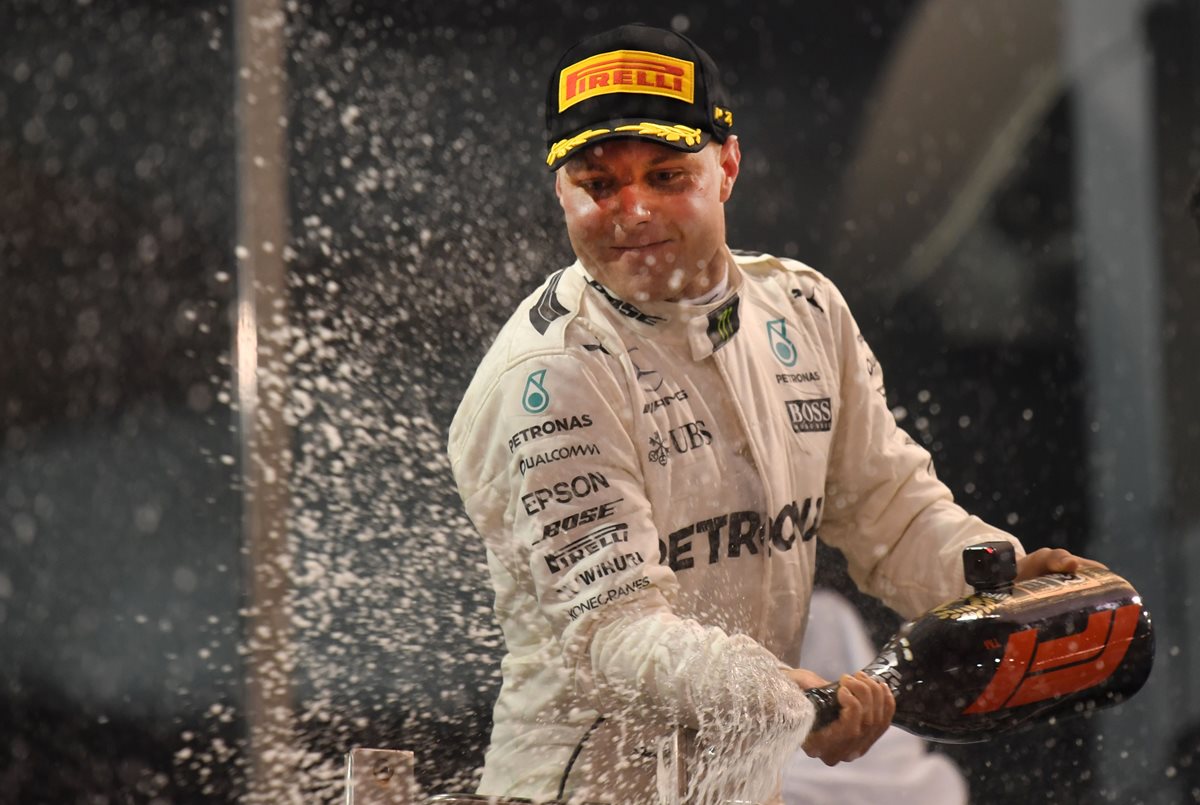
718, 135, 741, 203
554, 169, 566, 207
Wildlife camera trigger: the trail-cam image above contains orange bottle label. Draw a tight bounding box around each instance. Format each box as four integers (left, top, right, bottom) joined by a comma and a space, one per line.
963, 603, 1141, 714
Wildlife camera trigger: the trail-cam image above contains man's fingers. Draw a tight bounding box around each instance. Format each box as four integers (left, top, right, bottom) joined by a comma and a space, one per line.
880, 678, 897, 724
851, 672, 879, 731
855, 673, 891, 748
836, 675, 864, 733
803, 673, 896, 766
1047, 548, 1078, 573
870, 678, 894, 744
1017, 547, 1109, 580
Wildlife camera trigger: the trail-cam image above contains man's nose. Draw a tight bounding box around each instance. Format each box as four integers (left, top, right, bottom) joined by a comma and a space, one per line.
613, 183, 652, 224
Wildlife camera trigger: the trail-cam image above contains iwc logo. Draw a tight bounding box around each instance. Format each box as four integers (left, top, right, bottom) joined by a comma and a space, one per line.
767, 319, 798, 367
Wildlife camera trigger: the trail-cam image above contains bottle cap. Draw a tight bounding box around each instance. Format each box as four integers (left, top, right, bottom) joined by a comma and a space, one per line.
963, 541, 1017, 593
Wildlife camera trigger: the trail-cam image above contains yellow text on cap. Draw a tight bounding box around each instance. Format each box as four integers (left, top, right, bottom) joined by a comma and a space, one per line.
558, 49, 695, 112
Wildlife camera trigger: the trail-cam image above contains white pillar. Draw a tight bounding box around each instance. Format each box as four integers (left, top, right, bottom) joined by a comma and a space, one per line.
234, 0, 297, 801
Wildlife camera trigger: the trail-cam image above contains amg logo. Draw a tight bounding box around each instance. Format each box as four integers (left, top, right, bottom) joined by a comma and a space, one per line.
519, 443, 601, 475
643, 389, 688, 414
545, 523, 630, 574
538, 498, 623, 541
786, 398, 833, 433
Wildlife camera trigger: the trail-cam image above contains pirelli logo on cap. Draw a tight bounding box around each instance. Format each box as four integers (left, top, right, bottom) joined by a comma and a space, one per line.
559, 49, 695, 112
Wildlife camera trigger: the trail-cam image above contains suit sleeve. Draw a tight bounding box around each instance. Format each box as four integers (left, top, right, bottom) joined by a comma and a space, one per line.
817, 280, 1025, 618
450, 344, 811, 731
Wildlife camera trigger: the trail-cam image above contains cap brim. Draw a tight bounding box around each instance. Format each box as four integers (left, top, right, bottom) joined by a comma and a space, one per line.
546, 118, 711, 171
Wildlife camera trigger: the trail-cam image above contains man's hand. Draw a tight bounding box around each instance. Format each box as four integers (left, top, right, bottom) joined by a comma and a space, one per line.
786, 668, 895, 766
1015, 547, 1108, 581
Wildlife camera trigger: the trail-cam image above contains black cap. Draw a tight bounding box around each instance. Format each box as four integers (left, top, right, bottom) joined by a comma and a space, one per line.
544, 23, 734, 171
963, 541, 1018, 593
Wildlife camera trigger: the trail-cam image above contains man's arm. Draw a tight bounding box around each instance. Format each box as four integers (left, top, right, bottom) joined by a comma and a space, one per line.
815, 277, 1026, 619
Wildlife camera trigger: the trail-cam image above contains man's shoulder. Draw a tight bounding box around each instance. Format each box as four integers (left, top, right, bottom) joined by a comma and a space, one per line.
478, 262, 618, 372
449, 264, 622, 455
732, 249, 827, 283
731, 249, 848, 309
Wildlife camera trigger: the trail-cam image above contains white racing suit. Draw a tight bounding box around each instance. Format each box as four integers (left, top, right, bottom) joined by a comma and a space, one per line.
447, 252, 1022, 803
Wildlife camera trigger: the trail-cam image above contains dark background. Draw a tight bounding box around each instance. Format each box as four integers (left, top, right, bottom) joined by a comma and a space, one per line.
2, 0, 1198, 802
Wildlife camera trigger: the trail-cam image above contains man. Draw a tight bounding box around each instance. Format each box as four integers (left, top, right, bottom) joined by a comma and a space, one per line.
448, 23, 1096, 804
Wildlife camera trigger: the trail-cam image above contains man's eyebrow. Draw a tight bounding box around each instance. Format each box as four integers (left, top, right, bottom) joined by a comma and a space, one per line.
565, 156, 607, 174
566, 150, 690, 174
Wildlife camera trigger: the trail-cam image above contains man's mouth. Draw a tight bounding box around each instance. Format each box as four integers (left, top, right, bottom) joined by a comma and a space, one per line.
612, 240, 670, 253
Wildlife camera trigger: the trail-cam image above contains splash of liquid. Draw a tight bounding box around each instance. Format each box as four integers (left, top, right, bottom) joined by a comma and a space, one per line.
681, 636, 814, 805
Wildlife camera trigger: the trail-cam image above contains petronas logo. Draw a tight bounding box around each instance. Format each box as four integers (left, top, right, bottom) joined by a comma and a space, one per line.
767, 319, 797, 367
522, 369, 550, 414
705, 296, 741, 351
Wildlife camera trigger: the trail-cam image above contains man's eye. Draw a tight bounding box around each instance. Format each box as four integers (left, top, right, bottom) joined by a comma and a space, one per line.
580, 179, 610, 194
653, 170, 683, 183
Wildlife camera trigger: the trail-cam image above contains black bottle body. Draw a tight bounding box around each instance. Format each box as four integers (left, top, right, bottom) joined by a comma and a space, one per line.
806, 567, 1155, 743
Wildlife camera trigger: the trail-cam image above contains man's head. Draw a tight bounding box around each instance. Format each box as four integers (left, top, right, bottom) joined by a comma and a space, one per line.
555, 137, 740, 304
545, 24, 740, 303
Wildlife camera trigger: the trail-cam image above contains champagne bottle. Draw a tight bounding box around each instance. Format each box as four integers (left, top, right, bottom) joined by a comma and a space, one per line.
804, 542, 1155, 743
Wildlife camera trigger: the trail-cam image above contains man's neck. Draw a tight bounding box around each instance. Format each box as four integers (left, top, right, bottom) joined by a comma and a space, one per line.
678, 265, 730, 306
670, 247, 732, 304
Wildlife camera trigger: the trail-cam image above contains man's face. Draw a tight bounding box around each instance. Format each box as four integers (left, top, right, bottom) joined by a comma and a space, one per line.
554, 137, 741, 304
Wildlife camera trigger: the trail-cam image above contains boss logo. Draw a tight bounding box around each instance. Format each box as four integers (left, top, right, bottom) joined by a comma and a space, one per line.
785, 398, 832, 433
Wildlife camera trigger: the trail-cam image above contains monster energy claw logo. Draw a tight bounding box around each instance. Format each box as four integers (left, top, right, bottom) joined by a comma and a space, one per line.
716, 308, 734, 338
706, 296, 741, 351
523, 369, 550, 413
767, 319, 797, 367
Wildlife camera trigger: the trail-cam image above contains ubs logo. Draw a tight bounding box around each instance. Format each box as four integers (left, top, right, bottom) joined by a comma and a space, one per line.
669, 420, 713, 453
648, 433, 669, 466
648, 421, 713, 466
